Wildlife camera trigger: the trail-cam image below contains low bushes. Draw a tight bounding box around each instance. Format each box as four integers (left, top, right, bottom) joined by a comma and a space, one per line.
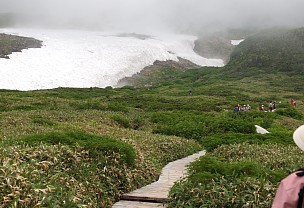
201, 131, 292, 151
21, 131, 136, 167
151, 111, 272, 141
276, 107, 303, 120
71, 100, 107, 110
111, 114, 131, 128
31, 115, 57, 127
168, 143, 304, 208
0, 143, 145, 207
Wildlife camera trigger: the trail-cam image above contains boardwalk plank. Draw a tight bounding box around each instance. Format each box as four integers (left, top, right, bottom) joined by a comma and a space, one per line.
112, 150, 205, 208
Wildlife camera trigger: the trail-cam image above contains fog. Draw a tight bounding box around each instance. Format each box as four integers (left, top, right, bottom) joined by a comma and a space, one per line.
1, 0, 304, 33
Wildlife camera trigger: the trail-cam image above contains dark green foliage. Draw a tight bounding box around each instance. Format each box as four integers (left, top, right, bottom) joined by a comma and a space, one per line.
227, 28, 304, 76
151, 111, 271, 141
167, 155, 285, 208
130, 116, 145, 130
31, 115, 57, 127
231, 110, 276, 129
202, 131, 293, 151
0, 104, 9, 112
276, 107, 303, 120
188, 156, 284, 183
111, 114, 131, 128
107, 102, 129, 113
38, 87, 116, 100
21, 131, 136, 166
13, 105, 36, 111
71, 100, 107, 110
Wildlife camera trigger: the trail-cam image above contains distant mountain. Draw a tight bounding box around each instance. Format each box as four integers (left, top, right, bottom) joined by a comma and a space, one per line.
194, 29, 255, 64
227, 27, 304, 75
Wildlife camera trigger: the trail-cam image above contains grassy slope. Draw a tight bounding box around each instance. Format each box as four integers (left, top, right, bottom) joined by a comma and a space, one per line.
0, 87, 202, 207
0, 27, 304, 207
165, 28, 304, 207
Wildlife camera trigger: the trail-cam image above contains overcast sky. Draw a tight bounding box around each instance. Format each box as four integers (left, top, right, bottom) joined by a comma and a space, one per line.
1, 0, 304, 33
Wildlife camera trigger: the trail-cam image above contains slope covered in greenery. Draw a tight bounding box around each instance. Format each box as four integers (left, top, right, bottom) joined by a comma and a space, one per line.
228, 27, 304, 75
166, 27, 304, 207
0, 27, 304, 207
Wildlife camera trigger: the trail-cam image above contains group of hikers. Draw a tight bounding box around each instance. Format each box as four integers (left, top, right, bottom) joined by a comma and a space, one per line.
234, 98, 297, 113
233, 104, 251, 112
259, 101, 277, 112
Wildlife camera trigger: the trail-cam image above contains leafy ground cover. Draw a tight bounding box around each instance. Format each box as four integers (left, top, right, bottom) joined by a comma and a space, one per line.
168, 144, 304, 207
0, 88, 201, 207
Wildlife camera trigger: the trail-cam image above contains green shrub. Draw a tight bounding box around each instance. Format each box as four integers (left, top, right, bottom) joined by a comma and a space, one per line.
213, 117, 256, 134
71, 100, 106, 110
107, 102, 129, 113
230, 110, 276, 129
188, 156, 284, 184
130, 116, 145, 130
168, 154, 285, 208
111, 114, 131, 128
21, 131, 136, 166
210, 143, 304, 173
14, 105, 36, 111
276, 107, 303, 120
31, 115, 57, 127
150, 110, 279, 143
168, 176, 277, 208
201, 131, 292, 151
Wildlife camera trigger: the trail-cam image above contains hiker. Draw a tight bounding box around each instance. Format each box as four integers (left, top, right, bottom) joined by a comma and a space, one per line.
241, 105, 247, 111
268, 101, 273, 112
233, 106, 239, 113
272, 125, 304, 208
246, 104, 251, 110
237, 104, 241, 111
290, 98, 295, 106
233, 104, 240, 112
272, 101, 277, 111
259, 104, 264, 111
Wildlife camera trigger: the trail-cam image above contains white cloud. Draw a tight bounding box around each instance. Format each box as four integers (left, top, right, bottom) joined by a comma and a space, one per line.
1, 0, 304, 32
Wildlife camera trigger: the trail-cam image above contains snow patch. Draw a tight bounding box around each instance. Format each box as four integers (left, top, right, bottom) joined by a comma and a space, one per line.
231, 39, 244, 46
0, 28, 224, 91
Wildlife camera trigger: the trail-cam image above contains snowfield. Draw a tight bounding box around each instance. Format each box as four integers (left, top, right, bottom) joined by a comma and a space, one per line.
0, 29, 224, 90
231, 39, 244, 46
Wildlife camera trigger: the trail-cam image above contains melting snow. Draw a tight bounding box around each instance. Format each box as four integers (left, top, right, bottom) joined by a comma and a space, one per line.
231, 39, 244, 46
0, 28, 224, 90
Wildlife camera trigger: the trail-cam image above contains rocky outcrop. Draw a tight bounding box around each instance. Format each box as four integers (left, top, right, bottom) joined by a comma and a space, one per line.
0, 33, 42, 59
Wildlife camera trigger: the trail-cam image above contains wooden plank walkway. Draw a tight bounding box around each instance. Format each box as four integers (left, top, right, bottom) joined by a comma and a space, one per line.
112, 150, 206, 208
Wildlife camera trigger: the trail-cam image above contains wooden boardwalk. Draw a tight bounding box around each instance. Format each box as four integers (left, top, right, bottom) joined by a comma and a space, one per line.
112, 150, 206, 208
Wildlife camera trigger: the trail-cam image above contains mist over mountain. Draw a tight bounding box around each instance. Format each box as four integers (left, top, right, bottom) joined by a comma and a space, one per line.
1, 0, 304, 34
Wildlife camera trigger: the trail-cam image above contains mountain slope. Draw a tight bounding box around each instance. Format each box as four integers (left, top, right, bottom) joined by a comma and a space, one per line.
227, 27, 304, 75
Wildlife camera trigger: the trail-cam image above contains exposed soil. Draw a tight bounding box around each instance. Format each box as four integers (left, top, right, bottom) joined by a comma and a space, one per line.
116, 57, 201, 87
0, 33, 42, 59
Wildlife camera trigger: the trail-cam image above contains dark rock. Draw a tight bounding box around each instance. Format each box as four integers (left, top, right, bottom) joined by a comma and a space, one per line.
0, 33, 42, 59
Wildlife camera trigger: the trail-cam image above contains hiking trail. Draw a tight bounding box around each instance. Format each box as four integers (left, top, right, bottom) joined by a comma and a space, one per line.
112, 150, 206, 208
